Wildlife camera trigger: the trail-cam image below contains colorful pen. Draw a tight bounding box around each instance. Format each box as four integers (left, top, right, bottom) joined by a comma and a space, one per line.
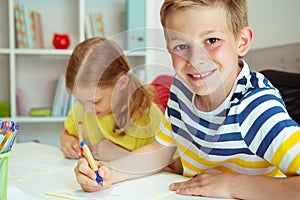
78, 121, 103, 186
0, 134, 4, 145
0, 131, 14, 153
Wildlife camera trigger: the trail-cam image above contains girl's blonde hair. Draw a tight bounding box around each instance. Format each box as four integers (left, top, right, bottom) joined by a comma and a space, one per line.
66, 37, 154, 135
160, 0, 248, 39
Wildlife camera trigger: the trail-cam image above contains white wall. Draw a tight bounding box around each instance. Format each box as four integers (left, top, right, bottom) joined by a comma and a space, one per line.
145, 0, 174, 83
248, 0, 300, 50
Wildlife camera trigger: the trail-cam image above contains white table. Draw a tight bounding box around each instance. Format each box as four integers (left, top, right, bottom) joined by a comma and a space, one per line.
7, 142, 231, 200
8, 142, 76, 200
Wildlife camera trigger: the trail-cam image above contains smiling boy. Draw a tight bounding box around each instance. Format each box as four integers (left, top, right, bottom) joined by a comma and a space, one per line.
75, 1, 300, 199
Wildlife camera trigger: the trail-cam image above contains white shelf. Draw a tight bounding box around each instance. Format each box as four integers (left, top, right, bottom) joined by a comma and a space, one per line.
0, 0, 148, 146
14, 49, 73, 56
0, 48, 10, 54
15, 116, 66, 123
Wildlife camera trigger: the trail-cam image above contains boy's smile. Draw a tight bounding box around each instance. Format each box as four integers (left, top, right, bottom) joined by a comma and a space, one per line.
165, 6, 242, 109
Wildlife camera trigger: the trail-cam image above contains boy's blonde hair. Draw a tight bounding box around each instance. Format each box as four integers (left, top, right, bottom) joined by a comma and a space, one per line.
66, 37, 154, 135
160, 0, 248, 39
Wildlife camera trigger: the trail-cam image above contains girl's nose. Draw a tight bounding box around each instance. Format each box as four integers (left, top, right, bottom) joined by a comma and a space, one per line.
82, 103, 95, 113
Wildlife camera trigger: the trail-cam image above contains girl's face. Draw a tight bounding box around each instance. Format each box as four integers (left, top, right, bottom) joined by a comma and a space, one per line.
73, 86, 114, 117
165, 6, 242, 97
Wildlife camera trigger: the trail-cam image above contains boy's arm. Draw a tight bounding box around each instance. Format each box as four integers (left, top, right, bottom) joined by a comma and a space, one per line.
60, 128, 81, 159
74, 139, 176, 192
91, 138, 130, 161
108, 139, 176, 183
170, 171, 300, 200
232, 174, 300, 200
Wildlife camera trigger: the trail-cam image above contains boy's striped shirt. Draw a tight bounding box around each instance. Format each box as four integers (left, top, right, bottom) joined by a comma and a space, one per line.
156, 61, 300, 177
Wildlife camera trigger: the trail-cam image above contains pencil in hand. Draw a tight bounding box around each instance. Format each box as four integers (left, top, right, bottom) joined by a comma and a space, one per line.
78, 121, 103, 186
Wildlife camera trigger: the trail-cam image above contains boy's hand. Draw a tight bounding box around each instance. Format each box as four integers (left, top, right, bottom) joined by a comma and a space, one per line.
60, 130, 81, 159
169, 170, 234, 199
74, 158, 113, 192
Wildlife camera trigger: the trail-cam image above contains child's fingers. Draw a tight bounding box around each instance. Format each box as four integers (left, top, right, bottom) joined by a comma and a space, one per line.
98, 164, 113, 189
75, 158, 102, 192
71, 142, 82, 158
77, 158, 97, 180
62, 143, 80, 159
62, 144, 76, 159
61, 146, 71, 158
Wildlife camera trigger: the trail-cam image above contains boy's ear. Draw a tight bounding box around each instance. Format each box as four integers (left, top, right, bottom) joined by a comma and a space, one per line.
116, 75, 129, 90
237, 27, 254, 57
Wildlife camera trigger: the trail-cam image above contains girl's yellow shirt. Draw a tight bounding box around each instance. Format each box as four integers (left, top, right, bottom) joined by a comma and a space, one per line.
64, 102, 163, 151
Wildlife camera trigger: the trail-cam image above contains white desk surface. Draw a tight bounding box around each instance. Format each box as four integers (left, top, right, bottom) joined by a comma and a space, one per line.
7, 142, 231, 200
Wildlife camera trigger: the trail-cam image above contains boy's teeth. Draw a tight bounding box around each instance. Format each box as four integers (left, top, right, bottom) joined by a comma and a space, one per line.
192, 72, 209, 78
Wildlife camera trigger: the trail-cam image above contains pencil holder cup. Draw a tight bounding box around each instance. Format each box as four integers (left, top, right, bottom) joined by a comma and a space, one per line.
0, 150, 12, 200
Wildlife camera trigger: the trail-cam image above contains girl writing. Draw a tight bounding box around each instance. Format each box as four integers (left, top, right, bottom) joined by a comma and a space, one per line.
60, 37, 164, 161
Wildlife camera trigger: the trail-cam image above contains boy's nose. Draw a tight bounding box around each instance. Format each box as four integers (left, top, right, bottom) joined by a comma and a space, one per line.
188, 44, 213, 70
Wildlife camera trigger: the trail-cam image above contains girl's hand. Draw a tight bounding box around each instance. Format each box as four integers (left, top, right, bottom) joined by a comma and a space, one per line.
60, 130, 81, 159
74, 158, 113, 192
169, 170, 235, 199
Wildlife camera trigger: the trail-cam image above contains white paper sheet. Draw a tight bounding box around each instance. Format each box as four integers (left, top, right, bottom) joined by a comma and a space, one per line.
46, 172, 232, 200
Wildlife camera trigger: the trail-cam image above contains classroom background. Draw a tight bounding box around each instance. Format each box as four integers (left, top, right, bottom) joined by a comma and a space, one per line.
0, 0, 299, 148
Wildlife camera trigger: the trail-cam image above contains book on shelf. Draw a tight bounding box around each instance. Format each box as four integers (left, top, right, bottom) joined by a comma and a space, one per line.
85, 12, 105, 39
51, 74, 67, 116
14, 3, 44, 49
32, 11, 44, 48
14, 4, 27, 48
16, 88, 28, 116
29, 107, 51, 117
62, 92, 70, 117
51, 74, 76, 117
23, 5, 35, 48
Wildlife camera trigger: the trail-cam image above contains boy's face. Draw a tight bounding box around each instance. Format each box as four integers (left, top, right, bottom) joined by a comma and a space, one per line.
165, 6, 242, 97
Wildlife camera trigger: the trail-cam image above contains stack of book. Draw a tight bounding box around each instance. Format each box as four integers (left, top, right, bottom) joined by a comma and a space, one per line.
14, 4, 44, 49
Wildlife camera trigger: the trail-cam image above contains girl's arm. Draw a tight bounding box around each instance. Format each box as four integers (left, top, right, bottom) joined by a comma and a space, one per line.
74, 139, 176, 192
60, 128, 81, 159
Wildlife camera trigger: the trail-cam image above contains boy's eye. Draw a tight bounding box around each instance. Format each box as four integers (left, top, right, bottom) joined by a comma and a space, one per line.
205, 38, 219, 45
173, 44, 188, 51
